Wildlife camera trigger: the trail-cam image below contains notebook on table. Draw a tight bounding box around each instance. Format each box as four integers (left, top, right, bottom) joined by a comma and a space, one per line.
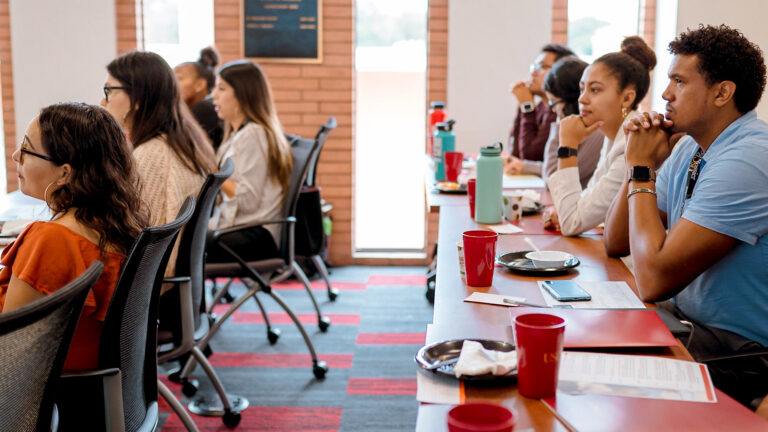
508, 307, 678, 348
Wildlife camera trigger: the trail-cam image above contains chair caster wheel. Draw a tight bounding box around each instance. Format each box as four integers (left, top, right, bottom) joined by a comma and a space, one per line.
425, 286, 435, 304
222, 410, 241, 428
267, 328, 281, 345
222, 291, 235, 304
181, 378, 199, 397
167, 369, 182, 383
202, 345, 214, 358
318, 316, 331, 332
328, 287, 339, 301
313, 361, 328, 379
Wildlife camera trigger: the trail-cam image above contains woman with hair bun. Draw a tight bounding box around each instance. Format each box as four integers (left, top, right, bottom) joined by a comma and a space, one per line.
176, 46, 224, 149
544, 36, 656, 236
0, 102, 148, 370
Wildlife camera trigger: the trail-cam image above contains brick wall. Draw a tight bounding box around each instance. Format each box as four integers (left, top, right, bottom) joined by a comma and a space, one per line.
424, 0, 449, 268
1, 0, 14, 192
215, 0, 356, 266
551, 0, 568, 44
116, 0, 142, 53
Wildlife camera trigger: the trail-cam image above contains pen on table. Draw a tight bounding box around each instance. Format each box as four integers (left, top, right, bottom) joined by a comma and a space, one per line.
503, 298, 546, 308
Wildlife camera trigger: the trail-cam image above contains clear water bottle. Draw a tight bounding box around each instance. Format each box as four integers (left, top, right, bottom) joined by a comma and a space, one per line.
475, 141, 504, 224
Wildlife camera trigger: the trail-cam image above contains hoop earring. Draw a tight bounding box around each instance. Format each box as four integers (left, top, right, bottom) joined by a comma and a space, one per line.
43, 180, 56, 209
622, 106, 629, 119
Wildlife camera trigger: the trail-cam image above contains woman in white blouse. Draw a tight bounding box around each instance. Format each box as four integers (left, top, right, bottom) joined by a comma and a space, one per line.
544, 36, 656, 236
207, 60, 293, 262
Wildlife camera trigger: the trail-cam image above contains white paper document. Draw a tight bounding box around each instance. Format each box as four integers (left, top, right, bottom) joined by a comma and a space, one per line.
416, 324, 462, 404
483, 223, 523, 234
463, 292, 531, 307
558, 352, 717, 403
538, 280, 645, 309
502, 175, 546, 189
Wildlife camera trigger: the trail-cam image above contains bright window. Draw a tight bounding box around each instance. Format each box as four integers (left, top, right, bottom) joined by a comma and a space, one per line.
143, 0, 215, 67
568, 0, 641, 63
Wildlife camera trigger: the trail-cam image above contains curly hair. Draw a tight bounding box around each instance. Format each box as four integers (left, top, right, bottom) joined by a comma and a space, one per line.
669, 24, 766, 114
541, 43, 575, 61
595, 36, 657, 110
543, 56, 588, 117
178, 46, 220, 93
39, 103, 149, 254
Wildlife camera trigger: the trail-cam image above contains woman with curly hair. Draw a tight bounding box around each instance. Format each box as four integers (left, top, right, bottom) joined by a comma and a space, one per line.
175, 46, 224, 150
0, 102, 149, 370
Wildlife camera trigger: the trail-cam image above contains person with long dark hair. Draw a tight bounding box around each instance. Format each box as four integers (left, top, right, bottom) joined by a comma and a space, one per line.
0, 102, 148, 370
101, 50, 216, 273
206, 59, 293, 262
175, 46, 223, 149
544, 36, 656, 235
505, 56, 603, 188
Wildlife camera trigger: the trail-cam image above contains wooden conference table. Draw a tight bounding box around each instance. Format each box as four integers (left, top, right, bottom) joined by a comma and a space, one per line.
416, 189, 767, 431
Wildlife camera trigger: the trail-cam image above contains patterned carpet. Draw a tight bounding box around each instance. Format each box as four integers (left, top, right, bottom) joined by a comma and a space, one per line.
158, 266, 432, 431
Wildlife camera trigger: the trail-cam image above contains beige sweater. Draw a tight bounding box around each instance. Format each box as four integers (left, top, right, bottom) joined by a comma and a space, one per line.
134, 136, 206, 275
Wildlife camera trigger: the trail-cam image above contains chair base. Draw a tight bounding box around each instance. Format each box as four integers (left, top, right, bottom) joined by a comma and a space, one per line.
188, 393, 249, 417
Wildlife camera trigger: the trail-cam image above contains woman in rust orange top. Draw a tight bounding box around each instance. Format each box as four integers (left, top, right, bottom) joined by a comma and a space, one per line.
0, 102, 148, 370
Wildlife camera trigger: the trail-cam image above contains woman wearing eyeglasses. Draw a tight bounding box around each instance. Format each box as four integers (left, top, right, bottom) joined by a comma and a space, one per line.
0, 102, 148, 370
505, 56, 604, 188
101, 51, 216, 273
544, 36, 656, 236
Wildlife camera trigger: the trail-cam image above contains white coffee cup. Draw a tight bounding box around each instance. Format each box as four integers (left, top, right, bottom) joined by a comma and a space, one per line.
502, 195, 524, 221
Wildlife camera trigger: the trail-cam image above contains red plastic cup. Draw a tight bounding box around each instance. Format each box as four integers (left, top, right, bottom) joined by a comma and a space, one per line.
513, 313, 566, 399
447, 402, 515, 432
468, 179, 477, 219
444, 151, 464, 182
462, 230, 498, 287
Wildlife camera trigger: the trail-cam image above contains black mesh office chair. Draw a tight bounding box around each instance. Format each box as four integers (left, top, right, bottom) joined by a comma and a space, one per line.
0, 261, 102, 432
183, 129, 329, 380
56, 197, 195, 432
157, 159, 245, 427
296, 117, 339, 302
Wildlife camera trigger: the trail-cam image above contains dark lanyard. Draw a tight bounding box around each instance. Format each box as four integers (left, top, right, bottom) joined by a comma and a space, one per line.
680, 148, 704, 217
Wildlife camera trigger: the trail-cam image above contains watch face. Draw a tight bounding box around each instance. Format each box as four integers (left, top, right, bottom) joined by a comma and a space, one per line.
631, 166, 652, 181
557, 147, 578, 158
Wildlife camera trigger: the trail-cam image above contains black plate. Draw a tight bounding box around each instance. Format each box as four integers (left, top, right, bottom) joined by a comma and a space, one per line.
433, 183, 468, 194
415, 339, 517, 381
522, 202, 544, 215
496, 250, 580, 273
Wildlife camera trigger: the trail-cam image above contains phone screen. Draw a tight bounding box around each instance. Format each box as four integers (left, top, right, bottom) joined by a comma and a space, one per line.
542, 280, 591, 301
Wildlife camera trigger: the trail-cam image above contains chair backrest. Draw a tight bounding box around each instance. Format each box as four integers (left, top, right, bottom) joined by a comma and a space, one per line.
282, 133, 321, 255
98, 197, 195, 432
0, 261, 103, 432
174, 158, 234, 330
305, 116, 337, 188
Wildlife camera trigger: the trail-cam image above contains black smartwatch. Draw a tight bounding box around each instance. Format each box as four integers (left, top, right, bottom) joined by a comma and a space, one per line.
520, 101, 535, 113
628, 166, 656, 182
556, 146, 578, 158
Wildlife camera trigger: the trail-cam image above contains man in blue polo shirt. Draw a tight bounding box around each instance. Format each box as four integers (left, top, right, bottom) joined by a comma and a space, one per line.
604, 24, 768, 409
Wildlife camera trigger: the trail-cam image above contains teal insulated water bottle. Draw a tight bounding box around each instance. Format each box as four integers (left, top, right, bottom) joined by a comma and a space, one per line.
475, 141, 504, 224
434, 119, 456, 182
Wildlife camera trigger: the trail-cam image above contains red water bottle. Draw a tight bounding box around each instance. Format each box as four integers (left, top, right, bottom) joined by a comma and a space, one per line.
427, 101, 446, 156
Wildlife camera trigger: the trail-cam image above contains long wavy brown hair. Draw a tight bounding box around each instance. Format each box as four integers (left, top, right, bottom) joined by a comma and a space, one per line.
218, 60, 292, 190
107, 51, 216, 176
40, 102, 149, 254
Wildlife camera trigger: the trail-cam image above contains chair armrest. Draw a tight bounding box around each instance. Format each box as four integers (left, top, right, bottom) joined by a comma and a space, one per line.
61, 368, 125, 432
210, 216, 296, 240
701, 349, 768, 364
158, 277, 195, 362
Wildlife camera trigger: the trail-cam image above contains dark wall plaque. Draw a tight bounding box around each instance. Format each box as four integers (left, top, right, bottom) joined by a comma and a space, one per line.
242, 0, 322, 63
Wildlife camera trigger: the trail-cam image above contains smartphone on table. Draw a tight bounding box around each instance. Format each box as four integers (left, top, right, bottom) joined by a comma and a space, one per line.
542, 280, 591, 302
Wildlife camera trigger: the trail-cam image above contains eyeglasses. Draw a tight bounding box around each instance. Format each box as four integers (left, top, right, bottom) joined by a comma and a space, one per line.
530, 62, 553, 74
548, 98, 565, 108
19, 147, 56, 165
103, 85, 128, 102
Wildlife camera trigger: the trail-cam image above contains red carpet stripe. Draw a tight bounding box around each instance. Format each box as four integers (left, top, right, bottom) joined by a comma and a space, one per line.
356, 333, 425, 345
208, 352, 353, 368
346, 378, 417, 395
367, 274, 427, 285
212, 278, 365, 291
161, 406, 342, 431
208, 307, 361, 325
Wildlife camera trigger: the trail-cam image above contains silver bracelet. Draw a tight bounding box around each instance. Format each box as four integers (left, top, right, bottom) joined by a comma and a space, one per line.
627, 188, 657, 199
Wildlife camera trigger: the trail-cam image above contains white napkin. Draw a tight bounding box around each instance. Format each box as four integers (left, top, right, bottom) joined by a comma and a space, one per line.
453, 340, 518, 377
484, 223, 523, 234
